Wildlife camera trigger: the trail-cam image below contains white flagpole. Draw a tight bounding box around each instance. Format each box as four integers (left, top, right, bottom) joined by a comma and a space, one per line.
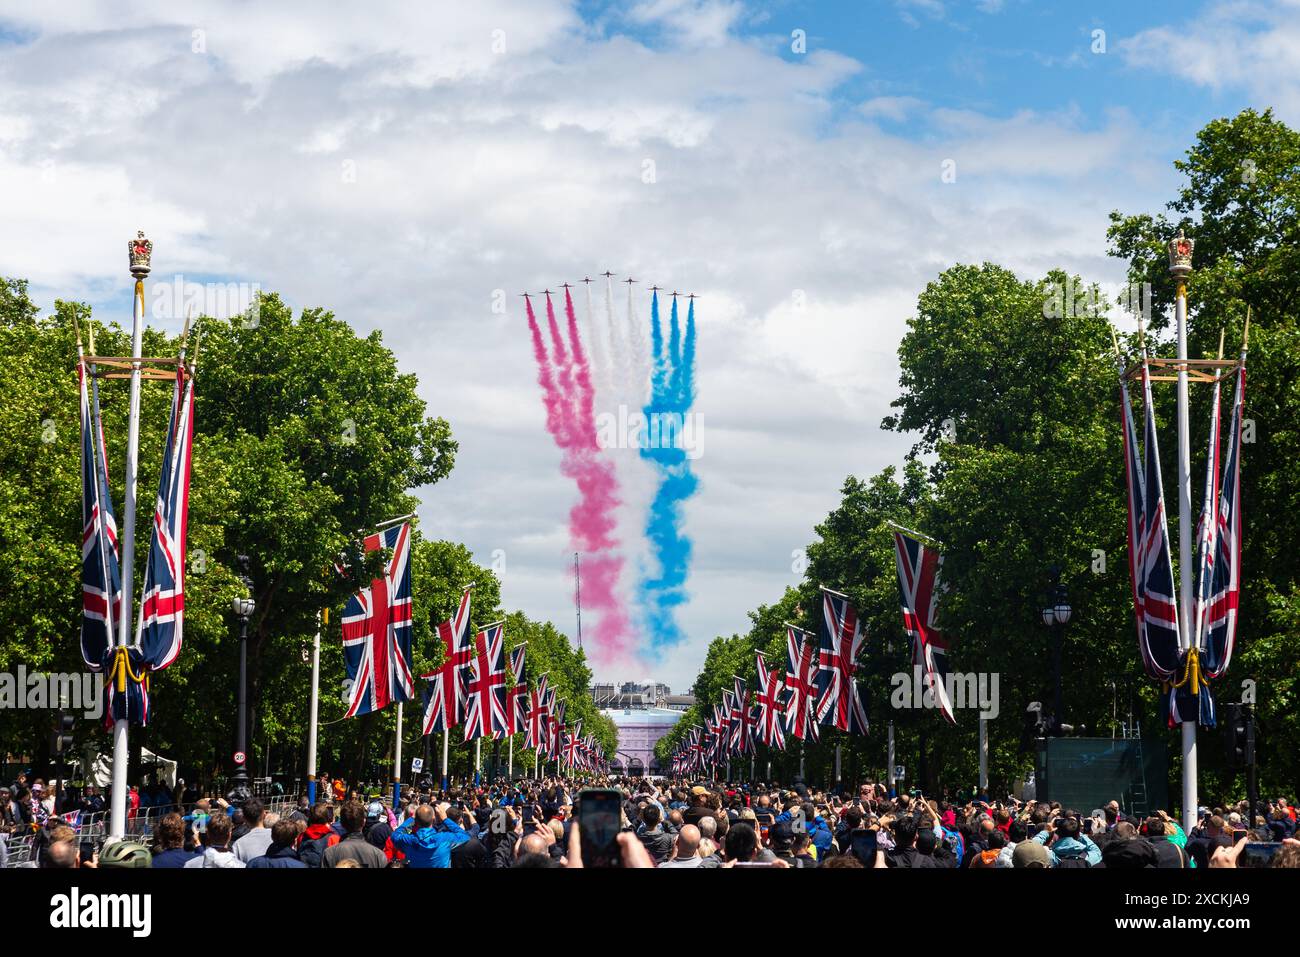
441, 729, 449, 792
393, 702, 403, 807
508, 735, 514, 781
475, 738, 481, 784
978, 717, 988, 794
1170, 233, 1198, 832
887, 720, 896, 795
110, 233, 150, 840
307, 610, 322, 803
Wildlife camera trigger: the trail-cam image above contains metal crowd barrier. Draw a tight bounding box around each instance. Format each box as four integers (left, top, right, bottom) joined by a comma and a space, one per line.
3, 796, 302, 867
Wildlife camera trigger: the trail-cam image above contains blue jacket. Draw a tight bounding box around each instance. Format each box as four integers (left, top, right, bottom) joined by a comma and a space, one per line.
807, 816, 834, 856
246, 844, 308, 869
152, 847, 201, 869
391, 817, 468, 869
1034, 829, 1101, 866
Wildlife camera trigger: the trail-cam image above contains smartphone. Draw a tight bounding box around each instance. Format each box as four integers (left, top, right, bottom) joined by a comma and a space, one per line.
79, 840, 95, 865
733, 860, 779, 868
1240, 842, 1281, 867
522, 804, 534, 825
576, 788, 623, 868
850, 830, 878, 865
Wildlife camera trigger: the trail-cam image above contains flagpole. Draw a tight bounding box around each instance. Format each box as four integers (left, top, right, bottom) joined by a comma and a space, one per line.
978, 717, 988, 794
393, 702, 403, 808
508, 735, 514, 781
475, 738, 481, 786
441, 730, 449, 793
109, 232, 150, 840
307, 609, 322, 804
1170, 232, 1198, 832
887, 721, 896, 796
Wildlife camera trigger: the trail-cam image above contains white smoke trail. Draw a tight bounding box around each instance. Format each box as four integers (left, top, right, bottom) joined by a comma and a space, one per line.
582, 278, 610, 404
626, 281, 649, 404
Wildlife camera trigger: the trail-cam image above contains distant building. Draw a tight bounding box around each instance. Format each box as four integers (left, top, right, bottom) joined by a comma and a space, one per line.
664, 694, 695, 712
602, 706, 682, 776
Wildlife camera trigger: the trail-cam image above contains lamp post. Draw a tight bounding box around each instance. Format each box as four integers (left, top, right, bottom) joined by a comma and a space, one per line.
229, 575, 255, 806
1041, 567, 1072, 735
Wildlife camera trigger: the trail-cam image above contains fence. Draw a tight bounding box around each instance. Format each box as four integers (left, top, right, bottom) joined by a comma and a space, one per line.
3, 796, 300, 868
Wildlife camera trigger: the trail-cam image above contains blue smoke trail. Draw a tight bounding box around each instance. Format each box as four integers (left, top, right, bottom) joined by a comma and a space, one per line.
638, 291, 699, 654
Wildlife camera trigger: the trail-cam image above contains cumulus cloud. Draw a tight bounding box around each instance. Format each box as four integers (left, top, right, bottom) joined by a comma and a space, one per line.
1119, 0, 1300, 123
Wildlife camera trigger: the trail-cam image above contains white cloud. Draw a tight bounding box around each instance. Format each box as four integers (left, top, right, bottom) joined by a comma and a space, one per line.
1119, 0, 1300, 122
0, 1, 1163, 688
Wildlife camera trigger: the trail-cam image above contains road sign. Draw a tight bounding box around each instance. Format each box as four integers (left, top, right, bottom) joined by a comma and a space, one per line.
411, 758, 424, 772
234, 751, 246, 765
894, 765, 905, 779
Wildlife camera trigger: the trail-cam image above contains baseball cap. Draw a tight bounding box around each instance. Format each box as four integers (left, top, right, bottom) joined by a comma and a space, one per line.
1012, 841, 1051, 868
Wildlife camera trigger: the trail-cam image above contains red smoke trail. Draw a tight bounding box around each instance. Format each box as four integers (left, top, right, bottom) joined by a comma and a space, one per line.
524, 296, 570, 448
522, 291, 631, 664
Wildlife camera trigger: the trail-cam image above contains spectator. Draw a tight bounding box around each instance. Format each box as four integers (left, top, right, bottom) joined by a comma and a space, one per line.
322, 802, 389, 868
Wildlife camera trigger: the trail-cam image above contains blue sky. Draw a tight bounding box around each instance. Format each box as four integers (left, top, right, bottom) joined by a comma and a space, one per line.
1, 0, 1295, 686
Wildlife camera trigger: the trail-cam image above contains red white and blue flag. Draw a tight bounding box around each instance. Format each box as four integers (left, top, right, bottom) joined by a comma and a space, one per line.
755, 651, 787, 750
341, 522, 415, 717
1121, 361, 1182, 682
784, 625, 820, 742
815, 588, 870, 734
505, 643, 528, 736
526, 673, 549, 751
1202, 351, 1245, 680
892, 531, 955, 724
135, 363, 196, 675
729, 676, 757, 755
79, 355, 121, 671
1172, 349, 1247, 727
422, 586, 473, 734
463, 623, 507, 741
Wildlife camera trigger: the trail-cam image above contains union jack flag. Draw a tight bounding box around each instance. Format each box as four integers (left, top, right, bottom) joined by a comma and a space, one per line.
422, 587, 473, 734
1121, 360, 1182, 682
463, 623, 508, 741
79, 355, 121, 671
784, 625, 820, 741
505, 643, 528, 736
815, 588, 870, 734
544, 689, 562, 758
135, 363, 196, 676
1202, 352, 1245, 680
525, 673, 549, 751
421, 669, 449, 733
1172, 349, 1247, 727
341, 522, 415, 717
729, 677, 757, 755
563, 718, 583, 767
755, 651, 787, 750
893, 530, 955, 724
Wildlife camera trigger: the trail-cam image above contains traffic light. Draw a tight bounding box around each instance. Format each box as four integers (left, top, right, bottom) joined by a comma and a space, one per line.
53, 713, 75, 755
1223, 703, 1254, 767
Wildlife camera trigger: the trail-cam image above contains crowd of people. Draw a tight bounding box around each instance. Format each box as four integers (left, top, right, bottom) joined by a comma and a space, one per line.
6, 769, 1299, 869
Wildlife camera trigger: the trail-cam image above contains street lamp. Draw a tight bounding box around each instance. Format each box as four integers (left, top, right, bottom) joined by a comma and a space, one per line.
1041, 566, 1071, 735
229, 562, 255, 806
